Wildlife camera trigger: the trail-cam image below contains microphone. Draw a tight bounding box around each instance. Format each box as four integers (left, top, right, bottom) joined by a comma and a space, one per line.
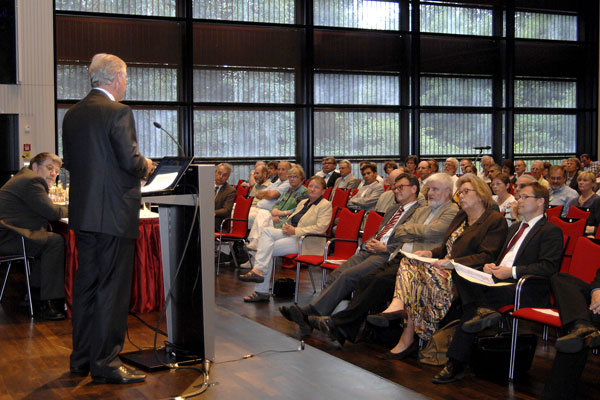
473, 145, 491, 150
153, 121, 186, 157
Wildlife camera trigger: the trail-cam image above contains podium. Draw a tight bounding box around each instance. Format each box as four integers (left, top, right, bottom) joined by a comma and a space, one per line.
121, 164, 215, 371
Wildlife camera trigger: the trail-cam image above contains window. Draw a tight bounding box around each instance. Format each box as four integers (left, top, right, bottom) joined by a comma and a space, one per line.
420, 113, 492, 155
193, 0, 295, 24
314, 0, 400, 30
315, 73, 399, 105
515, 11, 577, 41
420, 2, 492, 36
56, 0, 176, 17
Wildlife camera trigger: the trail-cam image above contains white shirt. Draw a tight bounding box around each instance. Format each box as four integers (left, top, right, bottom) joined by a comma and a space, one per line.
94, 87, 115, 101
499, 214, 544, 279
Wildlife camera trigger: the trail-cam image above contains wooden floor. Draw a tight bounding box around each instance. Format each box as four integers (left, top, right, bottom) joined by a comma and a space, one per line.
1, 262, 600, 399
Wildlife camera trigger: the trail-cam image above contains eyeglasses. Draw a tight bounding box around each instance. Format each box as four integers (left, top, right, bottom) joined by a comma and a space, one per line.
41, 163, 60, 175
457, 188, 476, 196
393, 184, 413, 191
516, 194, 538, 201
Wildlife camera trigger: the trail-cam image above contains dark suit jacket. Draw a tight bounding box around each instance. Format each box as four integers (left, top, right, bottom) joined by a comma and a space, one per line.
378, 202, 422, 254
326, 171, 341, 188
62, 89, 149, 239
568, 171, 580, 192
0, 168, 68, 246
497, 216, 563, 281
215, 182, 236, 228
430, 208, 508, 269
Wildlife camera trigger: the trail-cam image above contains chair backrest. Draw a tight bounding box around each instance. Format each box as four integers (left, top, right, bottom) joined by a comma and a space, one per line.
229, 195, 253, 236
349, 189, 359, 198
323, 187, 333, 202
326, 206, 339, 237
331, 188, 351, 208
549, 216, 587, 273
332, 208, 365, 258
361, 211, 385, 243
569, 236, 600, 283
236, 185, 251, 198
546, 205, 563, 220
566, 206, 591, 220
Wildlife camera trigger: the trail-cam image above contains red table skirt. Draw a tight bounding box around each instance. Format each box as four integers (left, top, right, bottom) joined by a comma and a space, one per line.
55, 219, 165, 317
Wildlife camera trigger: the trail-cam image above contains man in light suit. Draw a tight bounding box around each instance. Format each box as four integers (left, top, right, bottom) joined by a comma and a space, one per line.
347, 163, 385, 212
297, 173, 458, 342
433, 181, 563, 384
62, 53, 153, 384
281, 173, 457, 335
0, 152, 68, 320
214, 162, 236, 230
332, 160, 361, 192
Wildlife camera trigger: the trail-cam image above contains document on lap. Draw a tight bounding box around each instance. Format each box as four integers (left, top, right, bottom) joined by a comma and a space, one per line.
399, 250, 454, 269
453, 262, 514, 287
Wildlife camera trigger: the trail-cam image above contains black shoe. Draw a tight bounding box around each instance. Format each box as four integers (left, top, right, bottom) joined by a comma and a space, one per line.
70, 365, 90, 377
38, 299, 66, 321
555, 323, 599, 353
92, 365, 146, 384
432, 360, 465, 384
461, 307, 501, 333
308, 316, 345, 347
366, 310, 408, 328
382, 340, 419, 360
288, 305, 313, 335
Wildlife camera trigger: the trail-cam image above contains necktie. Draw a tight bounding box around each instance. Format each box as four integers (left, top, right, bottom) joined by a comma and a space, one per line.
375, 206, 404, 241
215, 186, 219, 194
499, 222, 529, 262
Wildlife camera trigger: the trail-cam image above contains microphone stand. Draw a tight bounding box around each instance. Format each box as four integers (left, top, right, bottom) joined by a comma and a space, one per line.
153, 122, 186, 157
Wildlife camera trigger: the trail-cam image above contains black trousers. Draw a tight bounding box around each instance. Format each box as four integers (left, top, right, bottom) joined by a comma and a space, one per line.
0, 231, 65, 300
330, 261, 398, 341
70, 231, 135, 376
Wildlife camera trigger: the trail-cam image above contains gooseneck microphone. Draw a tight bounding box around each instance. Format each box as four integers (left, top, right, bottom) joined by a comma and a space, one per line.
153, 121, 186, 157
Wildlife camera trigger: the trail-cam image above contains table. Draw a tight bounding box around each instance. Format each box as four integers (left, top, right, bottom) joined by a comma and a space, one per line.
54, 213, 165, 317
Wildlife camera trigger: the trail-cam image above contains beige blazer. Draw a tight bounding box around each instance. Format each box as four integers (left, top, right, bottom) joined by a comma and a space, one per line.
289, 197, 333, 255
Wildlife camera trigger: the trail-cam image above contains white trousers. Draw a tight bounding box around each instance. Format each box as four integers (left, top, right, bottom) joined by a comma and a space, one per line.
253, 227, 299, 293
248, 208, 273, 242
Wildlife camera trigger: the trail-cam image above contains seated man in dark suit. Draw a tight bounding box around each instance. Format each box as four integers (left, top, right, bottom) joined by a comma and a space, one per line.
214, 162, 236, 230
541, 266, 600, 399
316, 157, 341, 188
0, 152, 68, 320
433, 181, 563, 384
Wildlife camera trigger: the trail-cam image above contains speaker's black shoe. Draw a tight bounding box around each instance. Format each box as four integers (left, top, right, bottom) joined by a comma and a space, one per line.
70, 365, 90, 376
92, 365, 146, 384
37, 299, 66, 321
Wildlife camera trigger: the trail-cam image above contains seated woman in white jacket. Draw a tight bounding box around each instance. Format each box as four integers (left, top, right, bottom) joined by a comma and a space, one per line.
239, 176, 333, 303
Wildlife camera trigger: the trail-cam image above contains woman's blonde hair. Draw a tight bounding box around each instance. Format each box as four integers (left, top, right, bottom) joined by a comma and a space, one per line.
456, 173, 495, 209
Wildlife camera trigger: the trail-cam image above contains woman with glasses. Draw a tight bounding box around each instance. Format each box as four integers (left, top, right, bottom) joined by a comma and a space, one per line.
370, 174, 508, 360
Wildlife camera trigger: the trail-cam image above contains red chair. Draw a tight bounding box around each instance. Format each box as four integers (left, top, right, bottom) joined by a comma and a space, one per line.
546, 205, 563, 220
383, 184, 390, 191
508, 236, 600, 380
214, 195, 253, 275
360, 210, 384, 244
566, 206, 591, 220
349, 189, 359, 198
548, 216, 586, 273
323, 187, 332, 201
330, 188, 351, 208
293, 208, 364, 302
236, 184, 250, 198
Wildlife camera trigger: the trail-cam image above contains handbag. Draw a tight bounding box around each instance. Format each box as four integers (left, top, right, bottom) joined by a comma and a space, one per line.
272, 278, 295, 298
471, 332, 538, 379
418, 319, 460, 366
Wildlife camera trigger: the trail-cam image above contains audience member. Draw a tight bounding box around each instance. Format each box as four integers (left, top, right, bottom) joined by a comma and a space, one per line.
433, 182, 562, 384
514, 159, 527, 184
509, 174, 538, 222
443, 157, 459, 190
332, 160, 361, 191
347, 163, 385, 212
542, 161, 552, 181
548, 165, 578, 217
531, 160, 550, 189
375, 169, 406, 214
357, 161, 384, 187
284, 173, 458, 341
245, 160, 266, 187
460, 159, 473, 175
361, 174, 507, 359
565, 157, 582, 192
567, 171, 600, 234
544, 265, 600, 399
215, 163, 236, 229
490, 173, 516, 225
384, 161, 399, 185
247, 165, 272, 208
247, 164, 304, 250
427, 159, 439, 173
238, 176, 332, 302
580, 153, 599, 176
0, 152, 68, 320
478, 155, 494, 183
487, 163, 501, 181
417, 161, 432, 186
316, 157, 341, 188
405, 156, 418, 175
267, 161, 279, 183
502, 159, 515, 181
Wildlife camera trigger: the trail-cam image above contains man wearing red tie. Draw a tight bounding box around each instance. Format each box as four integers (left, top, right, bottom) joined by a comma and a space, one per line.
433, 181, 563, 384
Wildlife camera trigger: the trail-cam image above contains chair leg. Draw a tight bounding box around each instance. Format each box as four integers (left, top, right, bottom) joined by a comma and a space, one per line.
0, 261, 12, 301
229, 242, 239, 268
543, 325, 549, 341
509, 317, 519, 381
307, 266, 316, 294
294, 262, 301, 304
321, 269, 327, 291
271, 257, 278, 295
216, 238, 223, 276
